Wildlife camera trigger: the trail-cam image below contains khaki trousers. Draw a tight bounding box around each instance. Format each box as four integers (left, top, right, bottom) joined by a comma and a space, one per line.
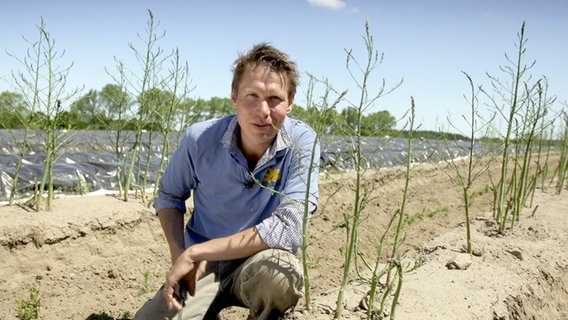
133, 249, 303, 320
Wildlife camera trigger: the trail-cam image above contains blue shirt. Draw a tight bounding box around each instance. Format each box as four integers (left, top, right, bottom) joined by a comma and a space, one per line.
154, 115, 319, 254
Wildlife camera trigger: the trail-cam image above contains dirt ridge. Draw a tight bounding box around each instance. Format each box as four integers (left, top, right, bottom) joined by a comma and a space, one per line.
1, 159, 567, 319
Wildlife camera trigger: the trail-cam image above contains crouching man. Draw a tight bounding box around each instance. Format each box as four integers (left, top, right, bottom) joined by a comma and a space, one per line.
133, 43, 319, 320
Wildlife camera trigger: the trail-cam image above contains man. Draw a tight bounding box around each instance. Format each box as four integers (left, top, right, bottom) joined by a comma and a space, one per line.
134, 43, 319, 320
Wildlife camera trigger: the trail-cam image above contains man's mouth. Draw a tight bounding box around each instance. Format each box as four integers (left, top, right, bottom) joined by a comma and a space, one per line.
253, 123, 272, 129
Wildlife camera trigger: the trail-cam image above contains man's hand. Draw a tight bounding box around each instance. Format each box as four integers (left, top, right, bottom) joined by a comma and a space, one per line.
162, 226, 268, 310
163, 252, 207, 311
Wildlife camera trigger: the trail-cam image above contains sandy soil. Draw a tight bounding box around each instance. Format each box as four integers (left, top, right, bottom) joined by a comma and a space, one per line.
1, 155, 567, 319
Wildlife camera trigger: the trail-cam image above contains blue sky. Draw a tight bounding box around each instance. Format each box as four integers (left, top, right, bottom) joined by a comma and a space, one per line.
1, 0, 566, 133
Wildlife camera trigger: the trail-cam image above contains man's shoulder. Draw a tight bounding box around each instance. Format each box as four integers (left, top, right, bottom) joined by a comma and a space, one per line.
284, 117, 316, 140
285, 117, 315, 131
185, 115, 235, 138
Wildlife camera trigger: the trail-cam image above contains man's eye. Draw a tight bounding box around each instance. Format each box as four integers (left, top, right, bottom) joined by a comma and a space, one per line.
244, 94, 259, 103
268, 97, 283, 106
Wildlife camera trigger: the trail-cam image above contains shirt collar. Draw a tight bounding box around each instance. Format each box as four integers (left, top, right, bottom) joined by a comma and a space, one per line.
221, 116, 292, 168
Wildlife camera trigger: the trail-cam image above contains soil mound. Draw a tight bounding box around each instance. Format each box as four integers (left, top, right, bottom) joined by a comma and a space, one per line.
1, 158, 567, 319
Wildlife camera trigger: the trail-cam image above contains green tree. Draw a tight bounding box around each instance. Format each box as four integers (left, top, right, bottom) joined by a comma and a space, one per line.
337, 107, 396, 136
68, 89, 107, 129
191, 97, 234, 122
290, 104, 307, 121
340, 106, 359, 133
0, 91, 27, 128
207, 96, 234, 118
174, 97, 197, 141
292, 104, 340, 135
140, 87, 174, 131
361, 110, 396, 136
99, 83, 133, 127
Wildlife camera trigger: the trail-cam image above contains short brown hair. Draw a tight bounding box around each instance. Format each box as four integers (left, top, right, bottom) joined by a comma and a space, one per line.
231, 43, 299, 102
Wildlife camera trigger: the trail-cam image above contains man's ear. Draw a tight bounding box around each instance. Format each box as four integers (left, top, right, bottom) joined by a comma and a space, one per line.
231, 91, 237, 108
286, 98, 294, 114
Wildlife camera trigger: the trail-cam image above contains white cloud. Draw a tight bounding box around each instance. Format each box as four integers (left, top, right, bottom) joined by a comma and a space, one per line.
307, 0, 347, 10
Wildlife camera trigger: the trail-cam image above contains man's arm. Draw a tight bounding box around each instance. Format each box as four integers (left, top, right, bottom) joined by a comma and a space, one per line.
158, 208, 186, 265
187, 226, 267, 262
163, 226, 269, 311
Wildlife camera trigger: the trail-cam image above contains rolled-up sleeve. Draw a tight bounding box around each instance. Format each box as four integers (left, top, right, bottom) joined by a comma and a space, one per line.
256, 200, 316, 254
154, 183, 190, 214
153, 129, 196, 214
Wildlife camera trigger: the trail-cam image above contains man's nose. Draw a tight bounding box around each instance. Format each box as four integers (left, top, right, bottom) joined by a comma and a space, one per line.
257, 100, 270, 116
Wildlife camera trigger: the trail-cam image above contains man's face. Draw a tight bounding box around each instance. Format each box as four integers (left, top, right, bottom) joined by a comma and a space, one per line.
232, 66, 293, 153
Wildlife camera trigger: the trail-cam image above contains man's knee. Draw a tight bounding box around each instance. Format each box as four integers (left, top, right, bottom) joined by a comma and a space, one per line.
234, 249, 304, 317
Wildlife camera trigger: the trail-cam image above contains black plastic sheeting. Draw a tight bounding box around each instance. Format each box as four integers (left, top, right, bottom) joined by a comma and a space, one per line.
0, 130, 484, 201
318, 135, 483, 170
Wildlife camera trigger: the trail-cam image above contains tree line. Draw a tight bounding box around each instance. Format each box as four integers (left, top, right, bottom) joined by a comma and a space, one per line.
0, 86, 469, 141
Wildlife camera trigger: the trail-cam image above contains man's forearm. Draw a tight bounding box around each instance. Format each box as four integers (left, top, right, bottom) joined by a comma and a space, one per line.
158, 208, 186, 264
183, 227, 269, 263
